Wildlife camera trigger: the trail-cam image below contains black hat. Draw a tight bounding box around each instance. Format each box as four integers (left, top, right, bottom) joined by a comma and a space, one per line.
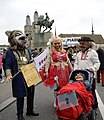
78, 37, 94, 42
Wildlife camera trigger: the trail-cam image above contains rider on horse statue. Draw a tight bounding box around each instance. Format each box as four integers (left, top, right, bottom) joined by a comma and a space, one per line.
39, 12, 54, 33
44, 13, 50, 21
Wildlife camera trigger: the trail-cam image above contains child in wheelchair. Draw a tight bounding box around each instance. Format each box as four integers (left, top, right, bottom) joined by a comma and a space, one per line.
56, 70, 97, 120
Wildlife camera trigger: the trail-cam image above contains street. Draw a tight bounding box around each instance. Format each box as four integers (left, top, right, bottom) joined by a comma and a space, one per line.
0, 80, 104, 120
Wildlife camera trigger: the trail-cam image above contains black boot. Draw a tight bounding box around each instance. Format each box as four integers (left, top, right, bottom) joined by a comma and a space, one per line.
17, 114, 25, 120
26, 111, 39, 116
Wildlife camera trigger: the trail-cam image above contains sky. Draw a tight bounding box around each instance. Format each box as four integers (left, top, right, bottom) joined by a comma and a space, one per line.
0, 0, 104, 45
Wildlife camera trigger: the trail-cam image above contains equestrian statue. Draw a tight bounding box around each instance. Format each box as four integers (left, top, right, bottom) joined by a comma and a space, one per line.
38, 13, 54, 33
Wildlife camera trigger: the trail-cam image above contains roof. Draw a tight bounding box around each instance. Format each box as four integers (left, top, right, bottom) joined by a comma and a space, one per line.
59, 34, 104, 44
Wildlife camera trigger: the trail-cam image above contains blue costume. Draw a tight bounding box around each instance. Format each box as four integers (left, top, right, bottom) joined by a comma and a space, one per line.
5, 49, 31, 97
5, 49, 36, 117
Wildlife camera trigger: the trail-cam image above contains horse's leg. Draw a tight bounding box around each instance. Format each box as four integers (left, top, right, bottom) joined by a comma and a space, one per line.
48, 27, 52, 32
43, 27, 47, 32
39, 26, 42, 32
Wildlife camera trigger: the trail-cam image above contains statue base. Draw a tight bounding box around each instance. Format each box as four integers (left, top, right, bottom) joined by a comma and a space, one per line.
31, 32, 52, 49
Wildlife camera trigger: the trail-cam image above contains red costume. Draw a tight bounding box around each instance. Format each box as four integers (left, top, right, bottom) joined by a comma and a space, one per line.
44, 49, 71, 88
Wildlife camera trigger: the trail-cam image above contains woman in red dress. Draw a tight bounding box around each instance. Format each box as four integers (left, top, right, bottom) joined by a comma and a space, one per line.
44, 36, 73, 107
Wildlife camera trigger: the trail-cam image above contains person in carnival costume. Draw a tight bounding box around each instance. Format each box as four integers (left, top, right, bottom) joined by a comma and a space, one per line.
44, 35, 73, 107
5, 30, 39, 120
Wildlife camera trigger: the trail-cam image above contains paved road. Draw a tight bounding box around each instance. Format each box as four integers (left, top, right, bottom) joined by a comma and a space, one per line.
0, 82, 58, 120
0, 78, 12, 104
0, 79, 104, 120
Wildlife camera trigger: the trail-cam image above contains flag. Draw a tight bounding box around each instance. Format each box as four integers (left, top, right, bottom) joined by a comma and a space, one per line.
34, 47, 49, 82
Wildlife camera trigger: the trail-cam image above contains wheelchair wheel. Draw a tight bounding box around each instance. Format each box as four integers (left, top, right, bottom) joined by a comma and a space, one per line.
88, 109, 97, 120
78, 112, 88, 120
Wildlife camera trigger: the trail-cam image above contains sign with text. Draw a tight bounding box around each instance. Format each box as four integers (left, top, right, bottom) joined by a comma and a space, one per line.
21, 63, 41, 87
57, 91, 78, 110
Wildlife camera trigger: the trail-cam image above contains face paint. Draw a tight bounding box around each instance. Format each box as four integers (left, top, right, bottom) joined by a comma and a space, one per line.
53, 41, 62, 51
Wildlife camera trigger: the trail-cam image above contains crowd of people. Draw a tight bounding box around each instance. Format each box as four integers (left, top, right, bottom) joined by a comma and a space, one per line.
1, 30, 104, 120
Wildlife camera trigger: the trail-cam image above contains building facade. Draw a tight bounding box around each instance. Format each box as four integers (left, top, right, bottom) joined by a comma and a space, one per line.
59, 34, 104, 50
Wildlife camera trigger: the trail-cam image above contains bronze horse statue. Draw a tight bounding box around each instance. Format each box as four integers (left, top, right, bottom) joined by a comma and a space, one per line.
39, 16, 54, 32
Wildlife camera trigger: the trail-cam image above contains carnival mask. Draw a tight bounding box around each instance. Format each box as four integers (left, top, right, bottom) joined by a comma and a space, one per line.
5, 30, 28, 49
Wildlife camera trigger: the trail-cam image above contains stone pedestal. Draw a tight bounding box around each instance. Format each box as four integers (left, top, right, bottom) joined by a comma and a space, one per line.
31, 32, 52, 49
